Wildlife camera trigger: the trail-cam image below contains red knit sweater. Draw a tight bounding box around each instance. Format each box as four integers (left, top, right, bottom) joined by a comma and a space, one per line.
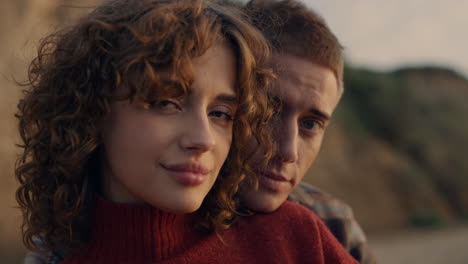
60, 197, 358, 264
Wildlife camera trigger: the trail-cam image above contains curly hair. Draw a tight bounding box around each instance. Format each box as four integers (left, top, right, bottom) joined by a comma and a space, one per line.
245, 0, 344, 90
16, 0, 274, 254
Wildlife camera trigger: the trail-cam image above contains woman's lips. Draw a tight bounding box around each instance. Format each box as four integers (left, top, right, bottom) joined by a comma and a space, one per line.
162, 162, 210, 186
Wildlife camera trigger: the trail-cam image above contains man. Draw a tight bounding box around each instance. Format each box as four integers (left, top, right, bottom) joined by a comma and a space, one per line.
240, 1, 375, 263
25, 0, 371, 263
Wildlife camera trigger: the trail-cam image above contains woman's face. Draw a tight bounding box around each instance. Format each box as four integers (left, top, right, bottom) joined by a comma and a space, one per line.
100, 43, 237, 213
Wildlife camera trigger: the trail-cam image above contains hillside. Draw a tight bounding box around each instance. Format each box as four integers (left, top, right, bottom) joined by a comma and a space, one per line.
305, 65, 468, 231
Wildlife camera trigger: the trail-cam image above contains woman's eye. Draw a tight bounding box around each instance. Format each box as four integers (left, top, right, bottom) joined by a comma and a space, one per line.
143, 100, 181, 111
158, 100, 179, 109
210, 111, 233, 121
209, 105, 234, 125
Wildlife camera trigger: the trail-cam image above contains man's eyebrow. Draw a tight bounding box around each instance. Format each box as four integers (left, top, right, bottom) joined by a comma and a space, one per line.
215, 94, 238, 105
309, 109, 330, 121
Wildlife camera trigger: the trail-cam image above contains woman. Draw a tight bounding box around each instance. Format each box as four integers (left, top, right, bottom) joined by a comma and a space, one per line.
17, 0, 358, 263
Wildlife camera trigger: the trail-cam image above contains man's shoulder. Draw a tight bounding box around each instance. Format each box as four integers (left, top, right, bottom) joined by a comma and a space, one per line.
288, 182, 354, 220
233, 201, 329, 247
241, 200, 322, 230
229, 202, 358, 263
288, 183, 375, 264
276, 199, 322, 220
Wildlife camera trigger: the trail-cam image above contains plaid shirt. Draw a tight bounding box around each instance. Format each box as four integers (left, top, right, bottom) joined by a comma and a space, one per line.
288, 182, 376, 264
23, 237, 64, 264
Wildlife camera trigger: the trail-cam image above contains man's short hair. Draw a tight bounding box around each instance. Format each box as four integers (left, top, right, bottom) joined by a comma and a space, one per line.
245, 0, 344, 89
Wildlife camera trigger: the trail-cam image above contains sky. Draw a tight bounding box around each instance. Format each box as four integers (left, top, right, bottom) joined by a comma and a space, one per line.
301, 0, 468, 77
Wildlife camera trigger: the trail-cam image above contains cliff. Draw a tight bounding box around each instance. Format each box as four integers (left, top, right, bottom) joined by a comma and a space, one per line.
307, 65, 468, 231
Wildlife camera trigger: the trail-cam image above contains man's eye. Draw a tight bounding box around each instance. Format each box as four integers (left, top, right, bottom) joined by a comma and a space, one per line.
300, 119, 321, 131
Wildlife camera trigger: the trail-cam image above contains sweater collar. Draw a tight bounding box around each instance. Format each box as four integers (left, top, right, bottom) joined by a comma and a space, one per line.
86, 195, 200, 262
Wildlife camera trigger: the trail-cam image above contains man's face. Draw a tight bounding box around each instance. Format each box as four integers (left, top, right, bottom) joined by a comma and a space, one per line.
241, 53, 342, 212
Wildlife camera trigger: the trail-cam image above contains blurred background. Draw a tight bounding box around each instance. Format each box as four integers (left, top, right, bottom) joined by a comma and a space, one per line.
0, 0, 467, 263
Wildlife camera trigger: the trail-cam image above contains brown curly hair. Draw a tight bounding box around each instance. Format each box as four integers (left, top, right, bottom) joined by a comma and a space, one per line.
16, 0, 273, 254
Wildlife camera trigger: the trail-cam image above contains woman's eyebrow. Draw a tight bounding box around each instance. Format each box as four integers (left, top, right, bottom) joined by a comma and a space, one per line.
215, 94, 238, 105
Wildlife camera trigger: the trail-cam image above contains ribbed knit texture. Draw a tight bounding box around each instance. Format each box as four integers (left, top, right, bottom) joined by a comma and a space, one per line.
80, 197, 198, 262
60, 197, 359, 264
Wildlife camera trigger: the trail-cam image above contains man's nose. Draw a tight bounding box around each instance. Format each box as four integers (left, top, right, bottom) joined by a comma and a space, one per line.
274, 119, 299, 163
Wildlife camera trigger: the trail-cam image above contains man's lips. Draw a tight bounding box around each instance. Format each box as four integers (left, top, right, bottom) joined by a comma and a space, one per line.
162, 162, 210, 186
256, 170, 292, 192
262, 171, 289, 182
